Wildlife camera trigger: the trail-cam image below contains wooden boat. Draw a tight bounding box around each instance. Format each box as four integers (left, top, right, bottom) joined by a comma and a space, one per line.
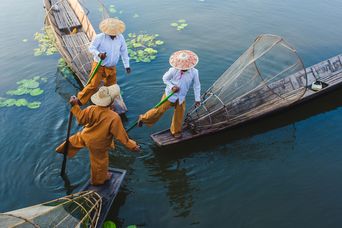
151, 35, 342, 146
81, 167, 126, 228
44, 0, 128, 114
0, 168, 125, 227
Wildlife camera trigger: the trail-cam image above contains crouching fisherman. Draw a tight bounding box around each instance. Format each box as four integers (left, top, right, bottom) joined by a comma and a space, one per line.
138, 50, 201, 138
56, 85, 140, 185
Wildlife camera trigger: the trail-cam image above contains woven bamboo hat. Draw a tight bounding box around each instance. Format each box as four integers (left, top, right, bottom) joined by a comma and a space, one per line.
99, 18, 126, 36
169, 50, 199, 70
91, 85, 120, 106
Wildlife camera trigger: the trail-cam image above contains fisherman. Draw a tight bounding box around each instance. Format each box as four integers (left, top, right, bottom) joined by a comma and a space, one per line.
77, 18, 131, 105
56, 85, 140, 185
137, 50, 201, 138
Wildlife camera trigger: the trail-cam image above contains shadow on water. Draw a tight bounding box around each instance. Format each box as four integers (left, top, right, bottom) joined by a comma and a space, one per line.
152, 86, 342, 157
55, 69, 82, 102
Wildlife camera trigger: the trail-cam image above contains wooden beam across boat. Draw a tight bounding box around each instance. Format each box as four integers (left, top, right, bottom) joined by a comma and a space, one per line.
81, 167, 126, 228
151, 54, 342, 146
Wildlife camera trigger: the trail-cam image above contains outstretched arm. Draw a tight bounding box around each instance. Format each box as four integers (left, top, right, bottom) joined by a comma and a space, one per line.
110, 114, 139, 151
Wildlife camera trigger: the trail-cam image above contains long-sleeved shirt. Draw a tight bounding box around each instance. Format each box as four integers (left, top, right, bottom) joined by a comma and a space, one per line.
163, 67, 201, 104
89, 33, 130, 68
71, 105, 137, 150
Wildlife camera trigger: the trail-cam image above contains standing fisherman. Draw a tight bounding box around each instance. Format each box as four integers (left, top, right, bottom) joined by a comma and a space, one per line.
77, 18, 131, 105
56, 85, 140, 185
137, 50, 201, 138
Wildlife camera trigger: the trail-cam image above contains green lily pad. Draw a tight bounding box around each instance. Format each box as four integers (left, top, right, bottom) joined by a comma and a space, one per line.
15, 99, 28, 107
103, 221, 116, 228
6, 87, 30, 96
22, 39, 28, 42
41, 77, 48, 83
33, 26, 57, 56
27, 101, 41, 109
155, 40, 164, 45
170, 23, 178, 27
126, 32, 164, 63
109, 6, 116, 13
30, 88, 44, 96
3, 99, 16, 107
17, 79, 40, 89
127, 225, 137, 228
178, 19, 186, 23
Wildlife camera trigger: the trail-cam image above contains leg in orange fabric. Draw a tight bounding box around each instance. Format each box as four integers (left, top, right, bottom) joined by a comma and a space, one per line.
55, 132, 86, 158
87, 146, 109, 185
103, 66, 117, 86
170, 100, 186, 135
77, 62, 105, 105
139, 94, 173, 127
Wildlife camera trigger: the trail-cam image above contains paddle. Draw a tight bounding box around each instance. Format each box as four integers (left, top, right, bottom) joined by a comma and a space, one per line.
60, 111, 73, 178
126, 91, 175, 132
86, 59, 103, 86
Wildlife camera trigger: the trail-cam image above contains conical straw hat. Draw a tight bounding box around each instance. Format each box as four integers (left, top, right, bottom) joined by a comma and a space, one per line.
99, 18, 126, 36
91, 85, 119, 106
169, 50, 199, 70
107, 84, 121, 99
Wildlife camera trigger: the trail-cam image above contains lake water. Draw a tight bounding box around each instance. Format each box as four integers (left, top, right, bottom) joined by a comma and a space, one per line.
1, 0, 342, 227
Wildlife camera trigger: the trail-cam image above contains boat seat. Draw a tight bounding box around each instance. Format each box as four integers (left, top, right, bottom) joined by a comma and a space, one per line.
51, 0, 81, 31
62, 32, 93, 75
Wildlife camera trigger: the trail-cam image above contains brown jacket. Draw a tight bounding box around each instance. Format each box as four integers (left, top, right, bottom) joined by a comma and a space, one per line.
71, 104, 137, 150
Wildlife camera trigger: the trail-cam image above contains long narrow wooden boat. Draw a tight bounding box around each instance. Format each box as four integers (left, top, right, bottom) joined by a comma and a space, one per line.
151, 38, 342, 146
44, 0, 128, 114
0, 168, 125, 227
81, 167, 126, 228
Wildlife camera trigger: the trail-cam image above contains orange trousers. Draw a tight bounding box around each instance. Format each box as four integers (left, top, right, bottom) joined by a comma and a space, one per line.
56, 132, 110, 185
78, 62, 117, 105
140, 94, 186, 135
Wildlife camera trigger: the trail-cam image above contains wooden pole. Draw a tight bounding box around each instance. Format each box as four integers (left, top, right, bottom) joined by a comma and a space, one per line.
60, 111, 73, 177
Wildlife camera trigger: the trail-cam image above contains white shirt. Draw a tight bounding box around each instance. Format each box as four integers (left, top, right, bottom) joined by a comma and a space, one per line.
163, 67, 201, 104
89, 33, 130, 68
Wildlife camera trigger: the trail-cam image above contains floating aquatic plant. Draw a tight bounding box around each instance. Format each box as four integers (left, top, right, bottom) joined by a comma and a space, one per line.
22, 39, 28, 42
0, 98, 41, 109
126, 33, 164, 63
58, 58, 73, 75
0, 76, 47, 109
170, 19, 188, 31
109, 5, 116, 13
33, 26, 58, 56
103, 220, 137, 228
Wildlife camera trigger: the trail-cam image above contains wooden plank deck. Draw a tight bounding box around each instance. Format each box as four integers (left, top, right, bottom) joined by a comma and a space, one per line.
62, 32, 93, 80
51, 0, 81, 31
81, 168, 126, 228
151, 54, 342, 146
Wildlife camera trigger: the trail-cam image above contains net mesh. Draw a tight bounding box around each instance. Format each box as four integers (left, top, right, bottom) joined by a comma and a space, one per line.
0, 191, 102, 228
185, 34, 308, 131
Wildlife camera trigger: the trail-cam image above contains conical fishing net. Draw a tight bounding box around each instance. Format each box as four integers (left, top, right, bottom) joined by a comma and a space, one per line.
185, 34, 308, 131
0, 191, 102, 227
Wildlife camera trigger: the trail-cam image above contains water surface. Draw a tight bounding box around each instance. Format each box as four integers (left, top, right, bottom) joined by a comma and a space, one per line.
0, 0, 342, 227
